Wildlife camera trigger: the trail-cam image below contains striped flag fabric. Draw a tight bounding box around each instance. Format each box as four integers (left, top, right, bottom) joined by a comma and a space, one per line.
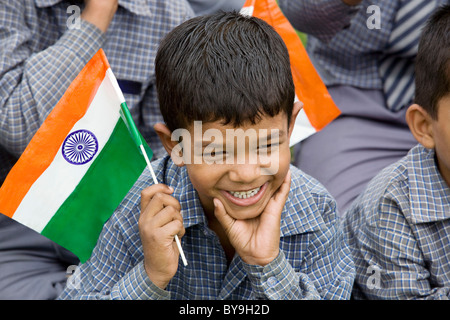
241, 0, 341, 145
0, 49, 151, 263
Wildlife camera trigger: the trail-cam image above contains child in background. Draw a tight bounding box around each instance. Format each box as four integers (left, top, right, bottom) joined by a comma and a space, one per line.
344, 5, 450, 300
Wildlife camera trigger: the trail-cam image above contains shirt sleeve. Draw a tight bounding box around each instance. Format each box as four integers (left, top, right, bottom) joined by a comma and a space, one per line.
110, 262, 171, 300
243, 250, 321, 300
278, 0, 361, 43
0, 2, 105, 157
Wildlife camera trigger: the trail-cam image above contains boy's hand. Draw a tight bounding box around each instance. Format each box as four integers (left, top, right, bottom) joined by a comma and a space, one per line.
139, 184, 185, 289
213, 170, 291, 266
81, 0, 119, 33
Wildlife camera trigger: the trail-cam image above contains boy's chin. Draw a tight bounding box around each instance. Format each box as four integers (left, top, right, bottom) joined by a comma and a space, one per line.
226, 207, 263, 221
222, 199, 269, 220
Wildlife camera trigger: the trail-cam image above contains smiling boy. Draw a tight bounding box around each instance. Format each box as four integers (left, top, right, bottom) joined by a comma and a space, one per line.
59, 11, 354, 300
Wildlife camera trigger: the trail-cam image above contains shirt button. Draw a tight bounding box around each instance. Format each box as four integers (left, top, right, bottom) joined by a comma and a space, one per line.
267, 277, 277, 287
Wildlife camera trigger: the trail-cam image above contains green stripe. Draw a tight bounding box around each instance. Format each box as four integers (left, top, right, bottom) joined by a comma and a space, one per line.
41, 118, 150, 262
120, 102, 142, 147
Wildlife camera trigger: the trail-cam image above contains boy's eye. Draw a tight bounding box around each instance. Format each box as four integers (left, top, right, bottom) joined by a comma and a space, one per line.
258, 142, 279, 151
204, 150, 227, 158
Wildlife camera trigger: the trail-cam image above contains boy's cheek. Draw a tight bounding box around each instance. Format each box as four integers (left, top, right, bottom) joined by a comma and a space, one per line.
260, 147, 290, 176
261, 163, 279, 176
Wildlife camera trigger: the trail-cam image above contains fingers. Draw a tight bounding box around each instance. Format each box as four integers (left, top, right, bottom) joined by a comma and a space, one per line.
152, 205, 186, 239
140, 184, 184, 235
213, 198, 235, 233
268, 170, 291, 206
273, 169, 291, 203
140, 184, 180, 217
259, 170, 291, 223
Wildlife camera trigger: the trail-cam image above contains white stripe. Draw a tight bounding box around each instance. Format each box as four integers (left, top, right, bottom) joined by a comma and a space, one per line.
387, 63, 414, 108
396, 0, 423, 22
13, 69, 121, 232
107, 69, 126, 104
290, 106, 316, 147
384, 59, 406, 90
390, 1, 436, 49
240, 6, 254, 17
402, 81, 416, 107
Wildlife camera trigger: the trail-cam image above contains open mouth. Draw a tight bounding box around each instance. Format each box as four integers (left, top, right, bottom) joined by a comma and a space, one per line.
222, 182, 268, 207
228, 186, 261, 199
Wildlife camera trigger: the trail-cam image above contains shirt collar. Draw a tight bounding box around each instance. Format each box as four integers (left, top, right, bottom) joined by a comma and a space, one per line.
35, 0, 153, 17
408, 144, 450, 224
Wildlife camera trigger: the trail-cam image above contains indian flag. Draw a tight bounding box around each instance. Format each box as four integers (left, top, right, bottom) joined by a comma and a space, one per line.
0, 49, 151, 263
241, 0, 341, 145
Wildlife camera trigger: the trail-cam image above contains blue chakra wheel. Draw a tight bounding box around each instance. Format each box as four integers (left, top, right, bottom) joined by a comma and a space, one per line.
62, 129, 99, 165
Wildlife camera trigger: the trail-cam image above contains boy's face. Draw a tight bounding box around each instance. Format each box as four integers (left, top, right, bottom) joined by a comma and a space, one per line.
179, 112, 294, 220
430, 94, 450, 187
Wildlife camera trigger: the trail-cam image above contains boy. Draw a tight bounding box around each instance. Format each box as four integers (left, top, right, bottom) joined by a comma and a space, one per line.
343, 5, 450, 300
59, 11, 354, 300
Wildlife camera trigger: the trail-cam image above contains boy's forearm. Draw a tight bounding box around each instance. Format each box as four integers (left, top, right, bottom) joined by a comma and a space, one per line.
81, 0, 118, 33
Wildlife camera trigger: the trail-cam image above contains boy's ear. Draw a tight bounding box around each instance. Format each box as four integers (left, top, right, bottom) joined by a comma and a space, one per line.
154, 123, 185, 166
288, 100, 303, 138
405, 104, 435, 149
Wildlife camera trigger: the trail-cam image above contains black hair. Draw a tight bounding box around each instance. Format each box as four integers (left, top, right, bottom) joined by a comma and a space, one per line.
414, 4, 450, 119
155, 11, 295, 132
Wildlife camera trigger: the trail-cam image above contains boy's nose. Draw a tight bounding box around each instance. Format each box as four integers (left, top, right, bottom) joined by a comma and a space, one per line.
228, 162, 261, 183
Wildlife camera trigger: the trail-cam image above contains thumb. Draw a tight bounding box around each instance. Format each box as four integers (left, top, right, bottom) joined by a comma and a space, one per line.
213, 198, 235, 232
261, 170, 291, 221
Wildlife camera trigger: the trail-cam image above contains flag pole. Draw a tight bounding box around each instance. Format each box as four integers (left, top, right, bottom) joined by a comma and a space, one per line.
107, 70, 188, 266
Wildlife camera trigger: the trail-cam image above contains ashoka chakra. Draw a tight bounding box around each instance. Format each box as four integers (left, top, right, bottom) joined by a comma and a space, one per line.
62, 129, 98, 165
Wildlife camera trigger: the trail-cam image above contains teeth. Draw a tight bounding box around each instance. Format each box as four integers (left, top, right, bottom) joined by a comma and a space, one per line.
228, 186, 261, 199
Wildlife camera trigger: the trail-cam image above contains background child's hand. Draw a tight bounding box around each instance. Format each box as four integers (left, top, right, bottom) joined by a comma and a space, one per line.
213, 170, 291, 266
81, 0, 119, 33
139, 184, 184, 289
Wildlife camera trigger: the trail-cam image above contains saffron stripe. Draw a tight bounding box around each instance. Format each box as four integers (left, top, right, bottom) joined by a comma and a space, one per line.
41, 118, 147, 262
11, 72, 121, 231
0, 50, 109, 217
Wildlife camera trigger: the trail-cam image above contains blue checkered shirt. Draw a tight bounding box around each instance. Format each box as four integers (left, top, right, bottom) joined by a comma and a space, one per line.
0, 0, 193, 183
59, 157, 355, 300
278, 0, 448, 92
344, 144, 450, 300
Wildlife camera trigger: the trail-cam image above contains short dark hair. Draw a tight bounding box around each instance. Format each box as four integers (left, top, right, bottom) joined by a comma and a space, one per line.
155, 11, 295, 132
414, 4, 450, 119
